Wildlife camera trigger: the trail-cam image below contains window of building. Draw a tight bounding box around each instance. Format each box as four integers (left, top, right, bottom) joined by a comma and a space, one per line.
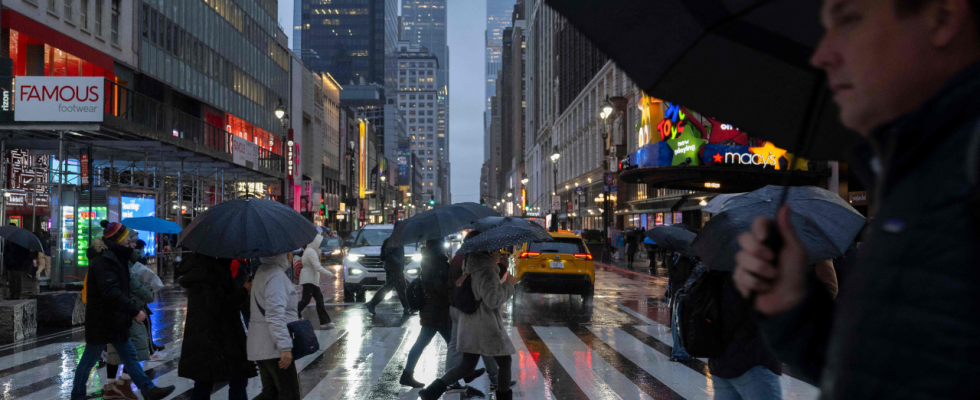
110, 0, 119, 44
64, 0, 74, 21
47, 0, 57, 13
95, 0, 104, 36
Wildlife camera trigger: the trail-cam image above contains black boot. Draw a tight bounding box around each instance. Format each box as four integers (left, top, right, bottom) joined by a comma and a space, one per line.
418, 379, 449, 400
462, 367, 486, 383
495, 388, 513, 400
399, 371, 424, 388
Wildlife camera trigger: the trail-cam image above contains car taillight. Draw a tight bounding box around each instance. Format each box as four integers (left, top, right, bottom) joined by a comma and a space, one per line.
519, 252, 541, 259
574, 254, 593, 260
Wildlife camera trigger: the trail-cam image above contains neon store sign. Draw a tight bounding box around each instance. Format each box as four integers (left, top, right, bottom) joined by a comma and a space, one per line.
706, 142, 789, 170
657, 102, 686, 140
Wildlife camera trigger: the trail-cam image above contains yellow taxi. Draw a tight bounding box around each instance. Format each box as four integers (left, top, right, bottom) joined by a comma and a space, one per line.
510, 230, 595, 300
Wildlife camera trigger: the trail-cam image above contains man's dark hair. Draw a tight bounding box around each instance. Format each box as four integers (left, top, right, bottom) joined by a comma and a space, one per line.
895, 0, 980, 20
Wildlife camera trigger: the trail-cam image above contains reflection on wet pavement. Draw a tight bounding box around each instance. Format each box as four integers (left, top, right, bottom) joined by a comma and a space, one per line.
0, 265, 819, 399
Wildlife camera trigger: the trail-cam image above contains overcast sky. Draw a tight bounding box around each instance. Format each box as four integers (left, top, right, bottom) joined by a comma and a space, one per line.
277, 0, 488, 204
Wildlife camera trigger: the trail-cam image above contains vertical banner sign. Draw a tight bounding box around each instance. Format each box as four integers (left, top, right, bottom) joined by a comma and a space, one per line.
0, 58, 13, 122
358, 121, 366, 199
81, 153, 90, 185
339, 109, 347, 183
551, 195, 560, 211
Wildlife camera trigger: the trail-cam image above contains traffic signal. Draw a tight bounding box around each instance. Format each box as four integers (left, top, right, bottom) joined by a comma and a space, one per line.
481, 198, 486, 206
429, 199, 435, 206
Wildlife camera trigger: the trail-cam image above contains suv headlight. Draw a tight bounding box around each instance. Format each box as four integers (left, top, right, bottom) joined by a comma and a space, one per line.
347, 254, 363, 262
349, 268, 363, 276
410, 253, 423, 263
331, 249, 342, 255
406, 268, 420, 275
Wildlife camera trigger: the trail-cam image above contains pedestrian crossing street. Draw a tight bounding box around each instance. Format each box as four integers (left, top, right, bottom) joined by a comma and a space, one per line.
0, 301, 819, 400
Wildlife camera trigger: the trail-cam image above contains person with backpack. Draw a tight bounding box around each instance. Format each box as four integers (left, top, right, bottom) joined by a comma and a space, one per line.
419, 248, 517, 400
366, 237, 411, 316
297, 234, 335, 329
248, 252, 301, 400
400, 239, 453, 388
70, 222, 175, 400
178, 254, 257, 400
444, 240, 497, 394
667, 254, 697, 362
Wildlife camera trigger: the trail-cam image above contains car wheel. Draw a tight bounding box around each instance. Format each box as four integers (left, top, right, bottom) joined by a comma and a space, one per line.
581, 284, 595, 303
513, 282, 527, 303
355, 290, 366, 302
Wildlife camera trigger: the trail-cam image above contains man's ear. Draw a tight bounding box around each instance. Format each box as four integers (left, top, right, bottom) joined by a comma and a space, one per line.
927, 0, 974, 47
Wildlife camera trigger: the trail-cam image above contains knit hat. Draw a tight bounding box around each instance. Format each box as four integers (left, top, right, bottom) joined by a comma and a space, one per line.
100, 220, 131, 244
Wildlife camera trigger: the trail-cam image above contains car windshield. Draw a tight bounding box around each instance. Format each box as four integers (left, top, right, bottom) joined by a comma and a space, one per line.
528, 238, 586, 254
321, 238, 341, 248
352, 229, 393, 247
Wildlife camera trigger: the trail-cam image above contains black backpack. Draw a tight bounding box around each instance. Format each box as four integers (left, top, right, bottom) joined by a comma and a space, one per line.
453, 274, 482, 314
407, 277, 426, 311
676, 268, 726, 358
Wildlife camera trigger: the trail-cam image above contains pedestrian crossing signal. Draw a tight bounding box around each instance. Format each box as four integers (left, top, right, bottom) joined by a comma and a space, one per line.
429, 199, 435, 206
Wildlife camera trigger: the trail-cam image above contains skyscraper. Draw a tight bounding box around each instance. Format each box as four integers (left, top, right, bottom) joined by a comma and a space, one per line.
295, 0, 398, 95
397, 42, 442, 205
401, 0, 450, 202
485, 0, 515, 127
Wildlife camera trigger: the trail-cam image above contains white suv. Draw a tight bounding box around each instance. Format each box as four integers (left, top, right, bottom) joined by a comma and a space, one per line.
342, 224, 422, 302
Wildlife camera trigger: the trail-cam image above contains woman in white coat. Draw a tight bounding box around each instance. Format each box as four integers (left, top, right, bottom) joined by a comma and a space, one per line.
297, 234, 335, 328
247, 253, 300, 400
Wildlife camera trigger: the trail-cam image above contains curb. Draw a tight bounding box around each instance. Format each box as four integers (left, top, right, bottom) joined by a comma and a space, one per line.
595, 262, 667, 282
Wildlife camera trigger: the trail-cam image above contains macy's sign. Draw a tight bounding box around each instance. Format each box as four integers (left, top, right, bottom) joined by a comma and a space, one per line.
14, 77, 104, 122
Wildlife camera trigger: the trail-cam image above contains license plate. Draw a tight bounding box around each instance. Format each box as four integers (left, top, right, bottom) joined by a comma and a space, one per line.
550, 261, 564, 269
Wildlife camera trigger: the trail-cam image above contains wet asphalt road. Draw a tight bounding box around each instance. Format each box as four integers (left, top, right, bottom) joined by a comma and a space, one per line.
0, 263, 819, 400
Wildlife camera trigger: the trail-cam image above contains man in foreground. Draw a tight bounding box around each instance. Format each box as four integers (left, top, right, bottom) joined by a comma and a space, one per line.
735, 0, 980, 398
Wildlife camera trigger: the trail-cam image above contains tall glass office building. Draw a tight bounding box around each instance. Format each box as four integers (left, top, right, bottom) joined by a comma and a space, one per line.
400, 0, 448, 163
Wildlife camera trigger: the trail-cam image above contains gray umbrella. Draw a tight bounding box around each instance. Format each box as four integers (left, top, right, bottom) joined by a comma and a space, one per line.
457, 225, 553, 254
645, 226, 696, 255
0, 226, 43, 252
178, 198, 317, 259
691, 185, 866, 271
463, 216, 551, 234
387, 202, 499, 246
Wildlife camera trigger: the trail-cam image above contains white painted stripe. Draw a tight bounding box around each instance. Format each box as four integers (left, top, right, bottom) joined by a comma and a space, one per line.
616, 303, 709, 363
533, 326, 649, 400
302, 327, 408, 400
0, 327, 85, 352
0, 341, 84, 370
204, 329, 346, 400
510, 327, 558, 400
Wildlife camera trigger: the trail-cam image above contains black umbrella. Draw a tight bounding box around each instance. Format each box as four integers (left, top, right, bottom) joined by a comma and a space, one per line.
544, 0, 861, 160
645, 226, 696, 255
690, 185, 866, 271
178, 198, 317, 259
457, 225, 554, 254
463, 216, 551, 234
0, 226, 43, 252
387, 202, 499, 246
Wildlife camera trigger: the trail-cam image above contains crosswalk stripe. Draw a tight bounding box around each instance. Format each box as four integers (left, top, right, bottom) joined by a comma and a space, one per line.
302, 327, 410, 400
569, 326, 686, 399
0, 341, 84, 371
510, 328, 559, 400
533, 326, 653, 400
27, 346, 183, 400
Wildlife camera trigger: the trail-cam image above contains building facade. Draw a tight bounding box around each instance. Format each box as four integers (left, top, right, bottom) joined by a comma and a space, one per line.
400, 0, 449, 168
396, 41, 442, 205
485, 0, 514, 127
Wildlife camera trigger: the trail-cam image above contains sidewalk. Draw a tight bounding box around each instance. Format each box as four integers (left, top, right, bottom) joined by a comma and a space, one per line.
597, 255, 668, 279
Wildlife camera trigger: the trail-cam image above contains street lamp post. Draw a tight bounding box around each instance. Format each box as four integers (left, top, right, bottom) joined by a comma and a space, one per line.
275, 99, 290, 205
599, 95, 616, 261
550, 147, 560, 232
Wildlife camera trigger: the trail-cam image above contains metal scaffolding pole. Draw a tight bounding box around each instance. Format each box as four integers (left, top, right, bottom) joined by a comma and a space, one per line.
220, 170, 225, 203
234, 174, 239, 199
177, 159, 183, 226
52, 132, 65, 287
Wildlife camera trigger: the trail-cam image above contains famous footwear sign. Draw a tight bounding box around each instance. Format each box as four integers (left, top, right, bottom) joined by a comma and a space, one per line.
14, 77, 104, 122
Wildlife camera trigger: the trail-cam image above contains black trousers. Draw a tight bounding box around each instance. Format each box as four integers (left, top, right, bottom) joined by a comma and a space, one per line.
191, 378, 247, 400
440, 353, 512, 394
367, 275, 409, 310
7, 269, 25, 299
254, 359, 299, 400
297, 283, 330, 324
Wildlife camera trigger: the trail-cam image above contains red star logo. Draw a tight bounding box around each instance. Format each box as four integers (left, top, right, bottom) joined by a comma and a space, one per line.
712, 153, 723, 163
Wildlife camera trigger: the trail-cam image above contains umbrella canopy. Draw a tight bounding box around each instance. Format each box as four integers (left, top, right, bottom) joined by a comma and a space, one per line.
645, 226, 697, 255
703, 193, 746, 214
457, 225, 553, 254
178, 198, 317, 259
388, 202, 499, 246
690, 185, 866, 271
544, 0, 862, 160
463, 216, 550, 234
0, 226, 43, 252
644, 237, 657, 245
121, 217, 183, 234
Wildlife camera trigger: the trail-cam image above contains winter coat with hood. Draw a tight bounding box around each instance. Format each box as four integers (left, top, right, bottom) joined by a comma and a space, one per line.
177, 253, 257, 382
299, 234, 334, 285
757, 62, 980, 399
455, 251, 516, 357
106, 260, 155, 364
419, 244, 452, 328
247, 253, 299, 361
3, 241, 31, 271
84, 238, 142, 345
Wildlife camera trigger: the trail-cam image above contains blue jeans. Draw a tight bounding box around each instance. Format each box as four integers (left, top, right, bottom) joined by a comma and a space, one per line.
711, 365, 782, 400
671, 301, 690, 360
404, 325, 452, 373
72, 340, 156, 400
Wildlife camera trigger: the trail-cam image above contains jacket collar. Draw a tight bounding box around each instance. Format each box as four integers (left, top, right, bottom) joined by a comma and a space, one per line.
853, 61, 980, 190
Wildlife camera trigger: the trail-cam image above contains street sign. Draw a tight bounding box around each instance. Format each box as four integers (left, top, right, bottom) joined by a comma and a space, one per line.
551, 195, 560, 210
575, 186, 584, 195
605, 173, 614, 185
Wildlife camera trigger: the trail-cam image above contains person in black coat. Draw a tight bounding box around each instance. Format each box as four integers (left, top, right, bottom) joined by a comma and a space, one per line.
366, 237, 410, 315
70, 222, 175, 400
400, 239, 453, 388
178, 253, 257, 400
3, 241, 32, 299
